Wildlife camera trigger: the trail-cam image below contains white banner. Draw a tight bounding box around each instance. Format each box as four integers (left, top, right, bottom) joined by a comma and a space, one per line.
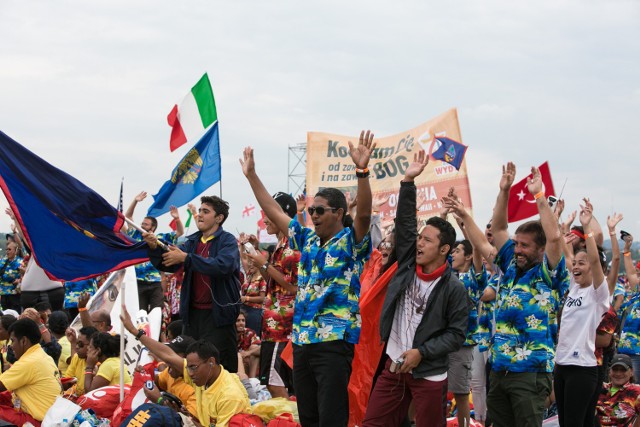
21, 257, 63, 292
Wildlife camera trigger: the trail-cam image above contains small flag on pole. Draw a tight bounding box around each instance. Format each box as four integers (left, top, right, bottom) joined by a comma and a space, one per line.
167, 73, 217, 152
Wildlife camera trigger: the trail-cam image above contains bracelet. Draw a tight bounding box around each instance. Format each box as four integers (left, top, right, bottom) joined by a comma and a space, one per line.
355, 167, 370, 178
78, 307, 88, 312
585, 232, 594, 239
157, 396, 164, 405
38, 324, 47, 332
261, 261, 270, 271
84, 370, 94, 375
534, 191, 545, 200
624, 252, 631, 257
609, 231, 616, 236
135, 329, 146, 341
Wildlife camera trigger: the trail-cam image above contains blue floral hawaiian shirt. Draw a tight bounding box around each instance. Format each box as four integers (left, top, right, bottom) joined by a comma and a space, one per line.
64, 278, 99, 309
126, 229, 177, 283
490, 239, 570, 373
458, 266, 482, 346
288, 219, 371, 345
473, 268, 499, 353
618, 290, 640, 357
0, 256, 23, 296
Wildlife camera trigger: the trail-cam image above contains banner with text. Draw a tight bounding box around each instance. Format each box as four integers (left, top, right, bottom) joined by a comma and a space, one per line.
306, 108, 473, 223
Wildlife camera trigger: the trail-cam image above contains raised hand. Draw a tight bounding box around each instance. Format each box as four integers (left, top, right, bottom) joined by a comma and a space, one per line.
499, 162, 516, 191
135, 191, 148, 202
554, 199, 565, 220
169, 206, 180, 219
187, 203, 198, 218
240, 147, 256, 177
442, 194, 467, 219
4, 207, 15, 219
404, 150, 429, 181
348, 130, 376, 169
607, 213, 623, 231
66, 327, 77, 344
372, 194, 390, 212
295, 194, 306, 213
526, 166, 543, 196
579, 198, 593, 227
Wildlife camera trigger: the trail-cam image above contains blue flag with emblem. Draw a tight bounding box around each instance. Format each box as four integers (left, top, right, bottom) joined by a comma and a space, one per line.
431, 136, 468, 170
147, 121, 221, 217
0, 131, 149, 282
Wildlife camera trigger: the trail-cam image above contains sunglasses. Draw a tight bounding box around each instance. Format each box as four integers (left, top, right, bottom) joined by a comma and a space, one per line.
307, 206, 338, 216
379, 242, 392, 250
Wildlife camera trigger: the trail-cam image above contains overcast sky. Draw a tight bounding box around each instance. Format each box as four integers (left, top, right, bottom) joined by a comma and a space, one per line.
1, 0, 639, 240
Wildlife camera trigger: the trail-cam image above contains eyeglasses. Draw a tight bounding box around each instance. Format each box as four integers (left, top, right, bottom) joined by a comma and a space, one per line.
307, 206, 338, 216
379, 242, 392, 250
186, 362, 205, 372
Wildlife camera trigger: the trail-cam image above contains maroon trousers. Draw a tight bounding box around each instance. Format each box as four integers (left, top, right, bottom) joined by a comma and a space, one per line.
363, 359, 448, 427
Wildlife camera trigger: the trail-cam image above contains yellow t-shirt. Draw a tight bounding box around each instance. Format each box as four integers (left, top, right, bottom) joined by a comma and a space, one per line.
58, 335, 71, 373
157, 368, 198, 417
0, 344, 62, 421
183, 361, 252, 427
96, 357, 132, 386
64, 354, 87, 395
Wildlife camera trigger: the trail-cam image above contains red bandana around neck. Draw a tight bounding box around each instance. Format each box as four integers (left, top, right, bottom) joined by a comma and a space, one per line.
416, 263, 447, 281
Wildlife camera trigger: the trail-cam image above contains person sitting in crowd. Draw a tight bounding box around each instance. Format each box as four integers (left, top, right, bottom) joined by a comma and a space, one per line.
7, 307, 62, 366
77, 292, 112, 333
444, 162, 570, 427
241, 130, 375, 427
166, 319, 183, 342
0, 314, 17, 373
48, 310, 71, 373
236, 310, 260, 378
0, 318, 62, 426
143, 334, 198, 418
242, 191, 300, 399
596, 354, 640, 426
63, 326, 98, 397
120, 308, 251, 427
363, 150, 469, 427
84, 331, 132, 392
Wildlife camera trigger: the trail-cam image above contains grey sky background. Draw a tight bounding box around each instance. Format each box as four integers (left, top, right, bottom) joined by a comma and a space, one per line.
1, 0, 639, 239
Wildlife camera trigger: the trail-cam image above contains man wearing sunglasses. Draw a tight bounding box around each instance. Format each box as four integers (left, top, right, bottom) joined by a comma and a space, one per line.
241, 130, 375, 427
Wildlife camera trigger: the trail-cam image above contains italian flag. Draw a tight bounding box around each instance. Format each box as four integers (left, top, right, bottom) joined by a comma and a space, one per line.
167, 73, 217, 152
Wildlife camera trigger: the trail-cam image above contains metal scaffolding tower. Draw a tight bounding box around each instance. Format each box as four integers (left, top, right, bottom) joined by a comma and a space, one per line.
288, 143, 306, 195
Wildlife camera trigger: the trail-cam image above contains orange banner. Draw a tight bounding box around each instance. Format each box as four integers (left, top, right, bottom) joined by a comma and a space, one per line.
306, 108, 472, 222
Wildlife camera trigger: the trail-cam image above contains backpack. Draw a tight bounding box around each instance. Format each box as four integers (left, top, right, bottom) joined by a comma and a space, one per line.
266, 413, 301, 427
228, 413, 266, 426
121, 403, 183, 427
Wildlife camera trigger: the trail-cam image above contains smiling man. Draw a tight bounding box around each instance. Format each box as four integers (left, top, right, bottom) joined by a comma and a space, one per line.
145, 195, 241, 373
241, 130, 375, 427
443, 162, 570, 427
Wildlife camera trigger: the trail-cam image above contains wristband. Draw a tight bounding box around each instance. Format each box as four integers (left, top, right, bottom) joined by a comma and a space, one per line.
38, 324, 47, 332
609, 231, 616, 236
534, 191, 544, 200
261, 261, 270, 271
157, 396, 164, 405
78, 307, 88, 312
355, 167, 370, 178
85, 371, 94, 376
135, 329, 146, 341
585, 232, 594, 239
624, 252, 631, 257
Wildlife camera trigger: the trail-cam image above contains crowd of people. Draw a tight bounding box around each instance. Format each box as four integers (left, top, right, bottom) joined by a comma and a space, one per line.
0, 131, 639, 426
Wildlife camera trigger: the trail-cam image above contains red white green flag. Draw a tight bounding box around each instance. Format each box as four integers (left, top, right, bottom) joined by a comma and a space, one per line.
167, 73, 217, 152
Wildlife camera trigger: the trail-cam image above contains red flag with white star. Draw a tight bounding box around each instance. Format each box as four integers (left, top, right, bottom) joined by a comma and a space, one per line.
507, 161, 556, 223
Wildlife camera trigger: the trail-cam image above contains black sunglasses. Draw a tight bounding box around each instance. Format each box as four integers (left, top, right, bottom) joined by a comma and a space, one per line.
307, 206, 338, 216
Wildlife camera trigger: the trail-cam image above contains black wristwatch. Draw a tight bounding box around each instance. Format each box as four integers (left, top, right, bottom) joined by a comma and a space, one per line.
135, 329, 146, 341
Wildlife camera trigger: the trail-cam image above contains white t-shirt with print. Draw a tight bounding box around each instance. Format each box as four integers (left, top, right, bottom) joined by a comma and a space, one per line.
556, 277, 610, 367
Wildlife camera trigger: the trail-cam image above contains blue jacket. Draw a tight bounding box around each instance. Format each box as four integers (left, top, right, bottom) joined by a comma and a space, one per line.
149, 227, 241, 328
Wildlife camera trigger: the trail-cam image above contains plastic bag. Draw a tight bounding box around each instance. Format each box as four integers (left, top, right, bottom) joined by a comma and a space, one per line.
41, 396, 81, 427
252, 398, 299, 423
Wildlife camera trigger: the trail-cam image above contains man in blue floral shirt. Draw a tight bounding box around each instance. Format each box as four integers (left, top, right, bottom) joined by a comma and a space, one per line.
125, 191, 183, 312
0, 242, 23, 312
241, 130, 375, 427
444, 162, 570, 427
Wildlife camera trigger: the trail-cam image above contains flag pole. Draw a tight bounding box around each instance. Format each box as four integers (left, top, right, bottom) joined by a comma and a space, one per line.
119, 279, 126, 402
124, 217, 168, 250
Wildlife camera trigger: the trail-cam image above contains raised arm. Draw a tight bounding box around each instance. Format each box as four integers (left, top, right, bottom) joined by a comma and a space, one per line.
241, 147, 292, 235
491, 162, 516, 251
169, 206, 185, 238
606, 213, 623, 293
579, 199, 605, 288
120, 309, 184, 374
348, 130, 376, 243
125, 191, 147, 220
527, 166, 562, 269
443, 195, 496, 265
622, 234, 639, 290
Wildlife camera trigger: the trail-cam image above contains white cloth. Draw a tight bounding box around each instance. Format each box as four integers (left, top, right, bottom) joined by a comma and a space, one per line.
387, 275, 446, 381
556, 277, 610, 366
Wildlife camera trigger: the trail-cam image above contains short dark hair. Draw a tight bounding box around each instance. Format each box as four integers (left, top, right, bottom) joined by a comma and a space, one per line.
1, 315, 17, 331
144, 216, 158, 231
200, 196, 230, 225
515, 220, 546, 247
186, 340, 220, 364
166, 320, 183, 340
9, 318, 41, 345
575, 245, 607, 271
425, 217, 456, 254
79, 326, 99, 341
48, 311, 69, 335
34, 301, 51, 313
91, 332, 123, 358
314, 188, 349, 225
456, 240, 473, 256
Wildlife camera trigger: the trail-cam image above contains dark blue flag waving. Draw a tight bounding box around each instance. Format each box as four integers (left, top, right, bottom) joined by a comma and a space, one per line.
431, 136, 468, 170
0, 131, 149, 281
